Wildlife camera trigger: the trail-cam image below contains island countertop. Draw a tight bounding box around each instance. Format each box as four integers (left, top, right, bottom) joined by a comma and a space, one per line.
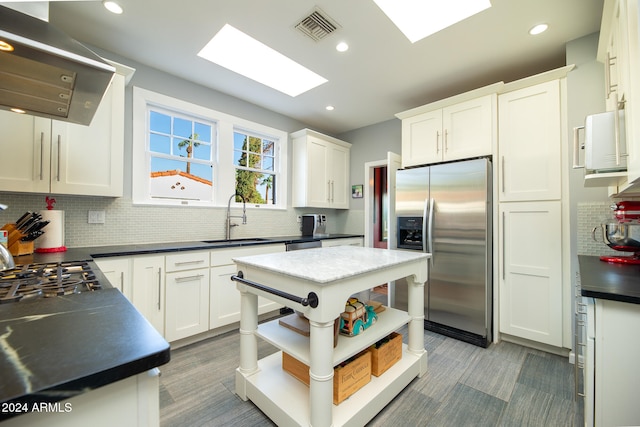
232, 246, 430, 284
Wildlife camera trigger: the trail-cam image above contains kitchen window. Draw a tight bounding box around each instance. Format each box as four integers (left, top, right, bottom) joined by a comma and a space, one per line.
234, 130, 276, 205
132, 87, 287, 208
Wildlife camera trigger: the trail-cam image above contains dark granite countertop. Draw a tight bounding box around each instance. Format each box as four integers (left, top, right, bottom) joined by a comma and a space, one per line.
0, 288, 170, 420
578, 255, 640, 304
39, 234, 363, 260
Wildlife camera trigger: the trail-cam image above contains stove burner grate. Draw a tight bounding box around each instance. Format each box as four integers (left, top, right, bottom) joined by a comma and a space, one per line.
0, 261, 101, 304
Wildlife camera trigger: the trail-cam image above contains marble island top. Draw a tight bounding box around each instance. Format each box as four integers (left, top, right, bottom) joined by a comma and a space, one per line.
233, 246, 430, 283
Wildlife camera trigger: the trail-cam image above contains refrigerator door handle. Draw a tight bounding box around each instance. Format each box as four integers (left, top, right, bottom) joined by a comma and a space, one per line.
426, 198, 435, 266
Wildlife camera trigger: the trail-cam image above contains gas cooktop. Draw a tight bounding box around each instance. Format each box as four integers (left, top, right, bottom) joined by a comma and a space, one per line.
0, 261, 101, 304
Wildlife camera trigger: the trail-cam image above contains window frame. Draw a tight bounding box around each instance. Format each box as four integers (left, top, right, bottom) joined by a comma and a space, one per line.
132, 87, 288, 209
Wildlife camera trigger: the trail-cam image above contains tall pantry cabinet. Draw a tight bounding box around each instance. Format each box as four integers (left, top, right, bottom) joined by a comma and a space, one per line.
497, 70, 571, 348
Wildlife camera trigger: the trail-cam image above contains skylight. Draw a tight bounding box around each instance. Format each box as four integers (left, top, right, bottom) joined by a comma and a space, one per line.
373, 0, 492, 43
198, 24, 328, 97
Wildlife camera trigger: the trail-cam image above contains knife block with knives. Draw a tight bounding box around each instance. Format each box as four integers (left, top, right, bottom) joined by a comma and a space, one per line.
1, 223, 34, 256
1, 211, 50, 256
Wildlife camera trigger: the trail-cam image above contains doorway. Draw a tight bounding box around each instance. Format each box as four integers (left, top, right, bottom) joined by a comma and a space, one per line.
364, 152, 401, 305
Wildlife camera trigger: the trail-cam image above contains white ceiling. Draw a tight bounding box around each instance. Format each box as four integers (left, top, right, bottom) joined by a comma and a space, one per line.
42, 0, 604, 134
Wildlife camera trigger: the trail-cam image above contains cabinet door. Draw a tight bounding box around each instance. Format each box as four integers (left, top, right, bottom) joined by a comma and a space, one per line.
443, 94, 494, 161
329, 143, 350, 208
621, 0, 640, 185
401, 109, 442, 167
50, 74, 125, 196
321, 237, 363, 247
165, 268, 210, 341
305, 136, 330, 207
94, 257, 132, 300
132, 255, 165, 336
499, 201, 562, 346
0, 113, 50, 193
595, 299, 640, 426
498, 80, 562, 201
210, 263, 240, 328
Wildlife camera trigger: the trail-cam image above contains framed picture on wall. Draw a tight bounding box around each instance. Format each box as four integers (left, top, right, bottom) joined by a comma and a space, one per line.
352, 184, 363, 198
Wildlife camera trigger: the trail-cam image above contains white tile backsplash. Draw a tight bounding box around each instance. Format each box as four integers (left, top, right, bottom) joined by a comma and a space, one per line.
577, 200, 636, 256
0, 193, 364, 247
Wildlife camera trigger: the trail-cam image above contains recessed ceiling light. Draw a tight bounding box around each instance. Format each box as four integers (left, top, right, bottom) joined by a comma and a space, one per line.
529, 23, 548, 35
103, 1, 123, 15
373, 0, 492, 43
326, 105, 335, 111
198, 24, 328, 97
336, 42, 349, 52
10, 108, 26, 114
0, 40, 14, 52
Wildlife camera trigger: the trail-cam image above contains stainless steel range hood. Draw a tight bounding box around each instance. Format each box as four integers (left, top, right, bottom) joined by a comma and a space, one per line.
0, 5, 116, 126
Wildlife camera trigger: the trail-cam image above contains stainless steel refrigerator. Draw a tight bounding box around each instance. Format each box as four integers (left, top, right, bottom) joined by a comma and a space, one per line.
393, 157, 492, 347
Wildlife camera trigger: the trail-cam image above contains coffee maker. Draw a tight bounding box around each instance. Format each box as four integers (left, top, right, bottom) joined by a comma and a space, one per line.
301, 214, 328, 237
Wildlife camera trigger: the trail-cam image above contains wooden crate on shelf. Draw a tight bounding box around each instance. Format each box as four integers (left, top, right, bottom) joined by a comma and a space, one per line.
282, 350, 372, 405
369, 332, 403, 377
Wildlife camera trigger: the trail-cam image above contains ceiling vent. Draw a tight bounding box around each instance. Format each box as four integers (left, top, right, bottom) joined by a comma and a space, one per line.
295, 8, 340, 42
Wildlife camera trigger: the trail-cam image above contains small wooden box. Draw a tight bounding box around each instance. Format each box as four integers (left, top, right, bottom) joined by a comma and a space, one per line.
282, 350, 372, 405
369, 332, 403, 377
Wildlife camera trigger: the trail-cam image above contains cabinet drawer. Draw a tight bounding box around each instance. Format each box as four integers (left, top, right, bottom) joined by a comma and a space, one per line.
166, 251, 209, 272
211, 244, 285, 267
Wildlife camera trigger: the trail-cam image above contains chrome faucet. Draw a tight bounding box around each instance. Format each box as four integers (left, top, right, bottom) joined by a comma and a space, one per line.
226, 193, 247, 240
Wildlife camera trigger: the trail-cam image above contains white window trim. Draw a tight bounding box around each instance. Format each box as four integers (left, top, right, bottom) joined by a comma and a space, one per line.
132, 87, 288, 209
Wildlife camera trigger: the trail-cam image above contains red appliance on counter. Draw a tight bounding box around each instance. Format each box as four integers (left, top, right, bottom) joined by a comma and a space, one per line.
594, 201, 640, 264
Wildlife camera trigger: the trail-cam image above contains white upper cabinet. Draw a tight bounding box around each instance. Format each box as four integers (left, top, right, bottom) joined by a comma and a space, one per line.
0, 73, 125, 197
498, 79, 562, 202
599, 0, 640, 192
397, 90, 498, 168
291, 129, 351, 209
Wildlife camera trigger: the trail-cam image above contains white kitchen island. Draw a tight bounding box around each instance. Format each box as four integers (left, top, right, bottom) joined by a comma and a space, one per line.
232, 246, 429, 427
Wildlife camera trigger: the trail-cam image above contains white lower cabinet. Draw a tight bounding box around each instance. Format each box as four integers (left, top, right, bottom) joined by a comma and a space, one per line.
94, 257, 132, 300
131, 255, 165, 337
210, 244, 285, 329
498, 201, 563, 346
591, 298, 640, 427
165, 252, 210, 342
320, 237, 363, 247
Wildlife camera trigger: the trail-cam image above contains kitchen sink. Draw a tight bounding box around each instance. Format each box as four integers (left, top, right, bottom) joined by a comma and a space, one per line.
201, 238, 270, 245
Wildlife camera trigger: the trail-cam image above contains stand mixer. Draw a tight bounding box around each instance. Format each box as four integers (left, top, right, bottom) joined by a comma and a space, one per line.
592, 201, 640, 264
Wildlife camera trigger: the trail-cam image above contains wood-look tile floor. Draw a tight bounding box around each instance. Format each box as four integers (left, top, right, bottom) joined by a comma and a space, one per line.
160, 324, 579, 427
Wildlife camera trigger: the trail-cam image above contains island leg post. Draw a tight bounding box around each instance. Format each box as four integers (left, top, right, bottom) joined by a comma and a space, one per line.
407, 274, 428, 376
235, 287, 258, 400
308, 319, 335, 427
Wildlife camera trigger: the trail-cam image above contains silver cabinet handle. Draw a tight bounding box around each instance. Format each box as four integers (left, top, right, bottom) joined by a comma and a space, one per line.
327, 180, 331, 202
331, 180, 334, 203
174, 260, 205, 266
175, 274, 205, 282
119, 271, 124, 293
39, 132, 44, 180
502, 211, 506, 280
157, 267, 162, 310
436, 131, 440, 154
444, 129, 448, 153
501, 156, 505, 194
605, 52, 617, 98
572, 126, 585, 169
56, 134, 61, 182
